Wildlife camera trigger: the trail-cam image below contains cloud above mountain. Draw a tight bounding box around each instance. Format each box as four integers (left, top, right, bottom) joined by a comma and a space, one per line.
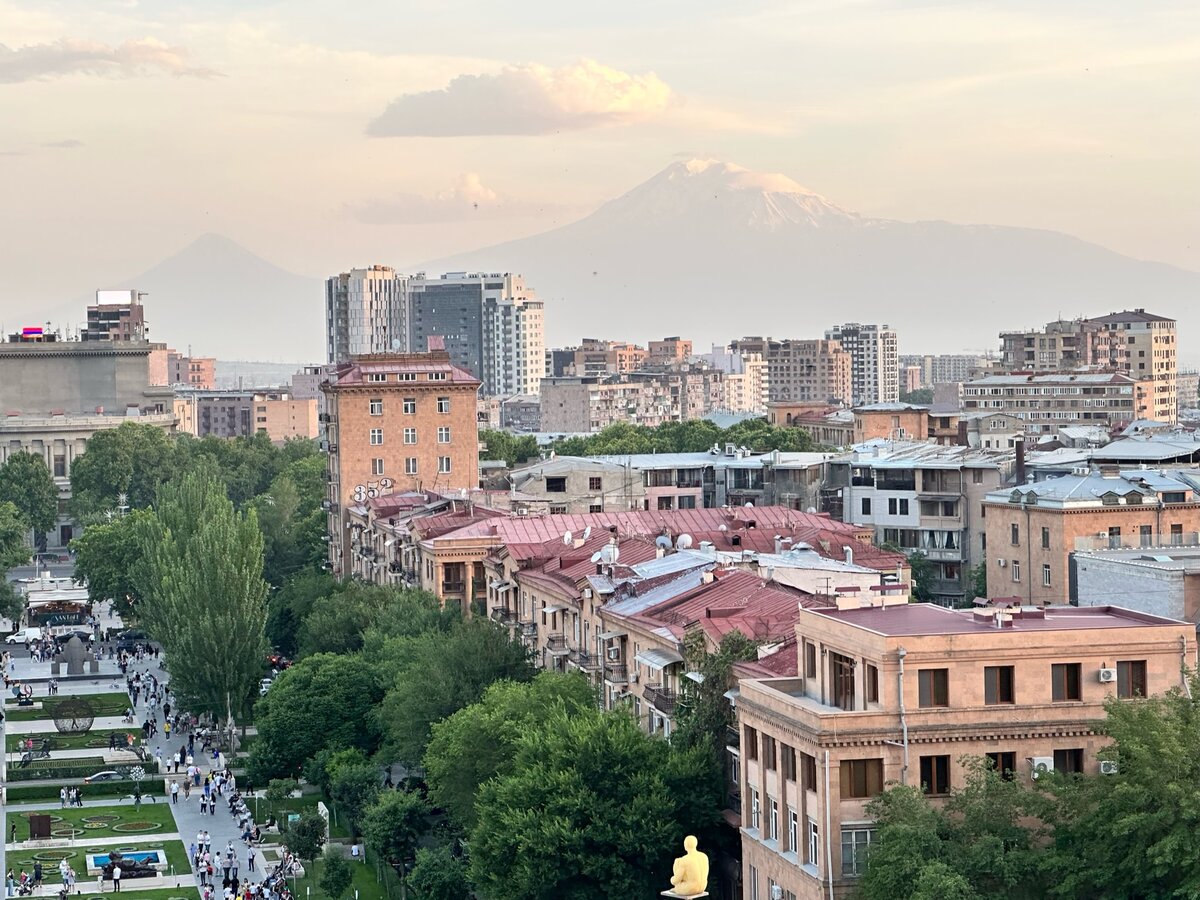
0, 37, 218, 83
367, 58, 673, 137
349, 172, 571, 224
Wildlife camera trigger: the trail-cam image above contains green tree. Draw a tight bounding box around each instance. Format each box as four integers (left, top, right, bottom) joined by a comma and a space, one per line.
265, 778, 297, 819
968, 564, 987, 603
900, 388, 935, 405
299, 585, 449, 658
361, 789, 428, 867
468, 707, 720, 900
327, 750, 382, 838
318, 849, 352, 900
0, 501, 30, 571
0, 450, 59, 537
1044, 674, 1200, 899
249, 652, 383, 782
479, 430, 539, 464
408, 846, 473, 900
673, 630, 758, 759
134, 468, 269, 721
69, 421, 178, 519
71, 509, 151, 616
906, 550, 935, 602
424, 672, 595, 830
377, 618, 534, 764
282, 810, 327, 869
266, 569, 339, 658
0, 580, 23, 622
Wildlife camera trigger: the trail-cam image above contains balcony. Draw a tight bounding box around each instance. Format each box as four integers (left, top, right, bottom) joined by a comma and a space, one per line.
545, 633, 570, 655
490, 606, 516, 625
725, 725, 740, 749
520, 621, 537, 638
644, 684, 679, 715
570, 648, 600, 671
442, 581, 466, 596
920, 547, 963, 563
603, 664, 628, 684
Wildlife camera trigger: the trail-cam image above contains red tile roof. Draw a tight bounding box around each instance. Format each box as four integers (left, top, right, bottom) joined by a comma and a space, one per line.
326, 351, 480, 387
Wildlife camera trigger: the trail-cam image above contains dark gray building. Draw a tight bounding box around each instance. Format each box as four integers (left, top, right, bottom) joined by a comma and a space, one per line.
408, 278, 486, 382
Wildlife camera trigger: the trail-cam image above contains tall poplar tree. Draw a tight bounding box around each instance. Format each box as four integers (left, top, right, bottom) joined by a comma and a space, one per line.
136, 468, 269, 722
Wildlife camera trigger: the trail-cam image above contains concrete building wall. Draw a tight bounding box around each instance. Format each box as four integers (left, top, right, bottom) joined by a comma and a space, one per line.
0, 342, 171, 415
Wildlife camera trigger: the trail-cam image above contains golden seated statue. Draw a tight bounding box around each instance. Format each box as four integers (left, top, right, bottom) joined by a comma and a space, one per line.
663, 835, 709, 898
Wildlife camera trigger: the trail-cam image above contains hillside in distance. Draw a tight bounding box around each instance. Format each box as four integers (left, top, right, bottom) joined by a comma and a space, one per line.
420, 160, 1200, 356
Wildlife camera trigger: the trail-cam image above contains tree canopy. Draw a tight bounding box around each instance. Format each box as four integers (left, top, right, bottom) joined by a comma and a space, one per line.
71, 509, 152, 616
548, 417, 817, 457
0, 501, 30, 571
0, 450, 59, 537
69, 421, 179, 520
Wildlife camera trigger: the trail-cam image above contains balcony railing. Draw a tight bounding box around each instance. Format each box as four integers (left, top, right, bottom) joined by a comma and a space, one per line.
570, 648, 600, 670
442, 581, 466, 595
490, 606, 515, 625
644, 684, 679, 715
520, 621, 537, 638
603, 664, 628, 683
545, 633, 570, 655
1074, 531, 1200, 552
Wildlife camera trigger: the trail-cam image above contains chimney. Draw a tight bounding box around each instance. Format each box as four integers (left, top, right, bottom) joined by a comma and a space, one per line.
844, 546, 854, 566
1014, 436, 1026, 485
774, 534, 783, 554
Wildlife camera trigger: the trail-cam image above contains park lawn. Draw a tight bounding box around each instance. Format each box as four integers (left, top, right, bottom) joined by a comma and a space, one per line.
6, 729, 142, 752
6, 692, 131, 722
260, 794, 351, 840
291, 855, 403, 900
6, 838, 192, 883
6, 781, 133, 802
11, 803, 176, 840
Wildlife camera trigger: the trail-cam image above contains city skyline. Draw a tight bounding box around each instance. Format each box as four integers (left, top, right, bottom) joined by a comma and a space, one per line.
1, 0, 1197, 321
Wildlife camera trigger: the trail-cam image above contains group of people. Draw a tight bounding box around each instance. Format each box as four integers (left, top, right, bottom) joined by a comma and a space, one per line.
199, 850, 300, 900
58, 785, 87, 807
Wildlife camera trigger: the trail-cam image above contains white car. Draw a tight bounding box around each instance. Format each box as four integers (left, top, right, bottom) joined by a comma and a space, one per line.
259, 678, 274, 696
5, 627, 43, 645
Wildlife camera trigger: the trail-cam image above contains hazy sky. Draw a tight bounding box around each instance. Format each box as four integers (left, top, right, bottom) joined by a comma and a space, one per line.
1, 0, 1197, 311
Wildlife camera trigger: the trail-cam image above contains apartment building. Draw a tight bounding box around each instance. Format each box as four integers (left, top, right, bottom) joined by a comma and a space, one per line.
851, 403, 929, 443
81, 290, 148, 342
998, 310, 1177, 423
507, 456, 647, 514
1178, 370, 1199, 414
172, 389, 317, 442
647, 336, 693, 366
825, 443, 1015, 604
700, 345, 771, 414
1073, 545, 1200, 623
767, 404, 856, 447
984, 466, 1200, 605
321, 351, 481, 578
547, 338, 648, 378
325, 265, 408, 363
736, 603, 1195, 900
733, 338, 852, 407
825, 323, 899, 405
899, 354, 992, 388
166, 352, 216, 389
962, 372, 1152, 433
539, 366, 724, 432
408, 272, 544, 397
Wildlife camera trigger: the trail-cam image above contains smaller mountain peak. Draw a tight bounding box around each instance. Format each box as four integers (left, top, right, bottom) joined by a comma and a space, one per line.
665, 158, 822, 198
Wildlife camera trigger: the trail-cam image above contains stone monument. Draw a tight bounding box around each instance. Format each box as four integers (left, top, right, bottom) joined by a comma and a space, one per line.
52, 635, 99, 675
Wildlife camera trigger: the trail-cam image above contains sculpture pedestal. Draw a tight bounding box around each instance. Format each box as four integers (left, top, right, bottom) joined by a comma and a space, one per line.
661, 893, 709, 899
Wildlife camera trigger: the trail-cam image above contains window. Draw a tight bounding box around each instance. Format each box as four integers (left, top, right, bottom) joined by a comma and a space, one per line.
588, 504, 603, 513
920, 755, 951, 795
403, 398, 416, 414
744, 726, 758, 760
1042, 564, 1052, 587
549, 504, 567, 515
987, 751, 1017, 780
861, 497, 871, 515
1011, 523, 1020, 545
546, 477, 567, 493
403, 428, 416, 444
588, 476, 603, 491
53, 455, 66, 478
1171, 523, 1184, 545
1054, 748, 1084, 774
984, 666, 1015, 704
369, 428, 383, 446
806, 819, 820, 866
839, 759, 884, 798
887, 498, 909, 515
397, 372, 416, 381
1012, 560, 1021, 582
1052, 663, 1082, 701
437, 426, 451, 444
767, 796, 779, 842
841, 827, 875, 877
405, 457, 417, 475
804, 642, 817, 678
788, 807, 799, 854
866, 664, 879, 703
973, 469, 984, 484
831, 652, 856, 710
369, 398, 383, 416
438, 456, 451, 474
748, 865, 759, 900
782, 745, 797, 781
763, 736, 777, 771
1041, 526, 1050, 549
1140, 524, 1153, 547
1117, 660, 1147, 698
801, 753, 817, 792
749, 787, 760, 830
427, 371, 446, 380
368, 372, 387, 382
436, 396, 450, 413
918, 669, 949, 707
371, 458, 385, 476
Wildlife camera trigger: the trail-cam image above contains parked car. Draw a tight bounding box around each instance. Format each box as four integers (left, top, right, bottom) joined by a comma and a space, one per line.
53, 629, 95, 645
83, 770, 126, 783
114, 628, 151, 651
5, 627, 43, 645
259, 677, 274, 696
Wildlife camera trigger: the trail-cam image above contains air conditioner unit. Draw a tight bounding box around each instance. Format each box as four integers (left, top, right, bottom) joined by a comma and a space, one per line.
607, 647, 620, 661
1098, 667, 1117, 683
1099, 760, 1119, 775
771, 887, 784, 900
630, 672, 639, 683
997, 559, 1007, 568
1029, 757, 1054, 779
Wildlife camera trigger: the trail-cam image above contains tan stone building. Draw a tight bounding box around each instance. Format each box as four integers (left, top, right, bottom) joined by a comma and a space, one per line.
321, 351, 481, 580
736, 603, 1195, 900
172, 389, 317, 443
733, 337, 852, 407
851, 403, 930, 443
539, 366, 724, 432
984, 466, 1200, 605
963, 372, 1154, 434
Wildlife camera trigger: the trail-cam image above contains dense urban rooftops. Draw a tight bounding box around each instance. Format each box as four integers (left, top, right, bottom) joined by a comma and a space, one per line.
807, 602, 1185, 636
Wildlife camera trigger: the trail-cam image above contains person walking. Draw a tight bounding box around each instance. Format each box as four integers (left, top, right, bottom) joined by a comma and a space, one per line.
170, 780, 179, 804
60, 786, 67, 808
111, 864, 121, 893
246, 848, 255, 873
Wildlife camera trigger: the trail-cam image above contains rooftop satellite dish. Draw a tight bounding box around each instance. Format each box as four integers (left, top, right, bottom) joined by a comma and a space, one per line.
676, 533, 694, 550
807, 507, 817, 514
563, 530, 573, 545
582, 526, 592, 541
744, 501, 755, 507
655, 535, 673, 550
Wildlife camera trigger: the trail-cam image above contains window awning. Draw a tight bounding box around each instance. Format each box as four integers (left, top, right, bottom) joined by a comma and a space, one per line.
597, 629, 627, 641
494, 581, 514, 593
542, 603, 569, 615
635, 648, 684, 670
722, 688, 740, 703
685, 671, 705, 684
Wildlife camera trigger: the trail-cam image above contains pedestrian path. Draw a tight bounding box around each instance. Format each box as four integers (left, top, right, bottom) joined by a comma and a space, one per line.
7, 715, 133, 735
